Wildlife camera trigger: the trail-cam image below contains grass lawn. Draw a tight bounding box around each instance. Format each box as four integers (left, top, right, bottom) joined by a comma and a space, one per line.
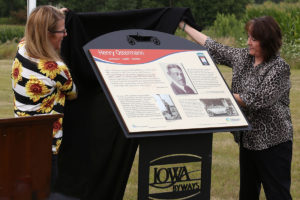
0, 59, 14, 118
1, 60, 299, 199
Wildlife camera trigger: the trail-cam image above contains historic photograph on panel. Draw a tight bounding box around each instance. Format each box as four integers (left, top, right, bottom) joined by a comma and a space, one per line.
200, 98, 238, 117
154, 94, 181, 120
197, 52, 210, 65
161, 63, 197, 95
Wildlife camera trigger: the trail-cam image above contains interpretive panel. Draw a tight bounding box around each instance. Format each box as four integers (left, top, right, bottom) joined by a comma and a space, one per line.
88, 48, 248, 134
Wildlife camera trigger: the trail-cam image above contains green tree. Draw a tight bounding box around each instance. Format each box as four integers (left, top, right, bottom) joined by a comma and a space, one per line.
62, 0, 106, 12
0, 0, 25, 17
37, 0, 106, 12
102, 0, 138, 11
37, 0, 61, 6
191, 0, 251, 28
254, 0, 300, 3
4, 0, 250, 29
137, 0, 165, 8
135, 0, 251, 28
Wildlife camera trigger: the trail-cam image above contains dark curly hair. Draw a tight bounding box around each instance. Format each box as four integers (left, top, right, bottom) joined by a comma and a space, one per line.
245, 16, 282, 62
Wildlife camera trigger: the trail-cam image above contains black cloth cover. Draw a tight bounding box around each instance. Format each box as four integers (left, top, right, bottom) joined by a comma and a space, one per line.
57, 7, 200, 200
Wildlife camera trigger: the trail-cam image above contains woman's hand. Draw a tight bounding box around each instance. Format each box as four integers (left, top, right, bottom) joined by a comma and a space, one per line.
234, 93, 246, 107
179, 21, 185, 30
60, 8, 69, 14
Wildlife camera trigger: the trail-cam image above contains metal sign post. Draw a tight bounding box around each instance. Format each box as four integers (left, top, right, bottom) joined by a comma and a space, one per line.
27, 0, 36, 18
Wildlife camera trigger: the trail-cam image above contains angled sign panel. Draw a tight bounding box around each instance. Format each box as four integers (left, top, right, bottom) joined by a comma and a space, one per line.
83, 29, 250, 138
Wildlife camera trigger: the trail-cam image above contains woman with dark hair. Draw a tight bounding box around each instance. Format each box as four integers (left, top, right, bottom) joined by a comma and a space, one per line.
179, 16, 293, 199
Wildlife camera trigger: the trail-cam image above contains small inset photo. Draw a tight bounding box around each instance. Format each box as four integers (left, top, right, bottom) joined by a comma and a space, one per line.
200, 98, 238, 117
197, 52, 209, 66
154, 94, 181, 120
161, 63, 197, 95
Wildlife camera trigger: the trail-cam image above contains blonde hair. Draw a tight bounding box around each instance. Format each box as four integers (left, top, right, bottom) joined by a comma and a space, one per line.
25, 5, 65, 61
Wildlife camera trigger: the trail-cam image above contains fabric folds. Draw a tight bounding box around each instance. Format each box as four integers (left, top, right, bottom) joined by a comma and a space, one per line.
57, 7, 199, 199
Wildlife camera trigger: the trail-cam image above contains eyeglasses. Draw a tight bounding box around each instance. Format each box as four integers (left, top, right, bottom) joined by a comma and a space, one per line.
49, 29, 67, 34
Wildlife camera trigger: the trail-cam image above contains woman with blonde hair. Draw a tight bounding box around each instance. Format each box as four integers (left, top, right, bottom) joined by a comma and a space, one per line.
11, 5, 77, 190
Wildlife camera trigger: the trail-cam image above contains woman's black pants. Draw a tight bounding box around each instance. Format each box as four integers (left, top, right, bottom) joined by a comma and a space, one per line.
239, 140, 293, 200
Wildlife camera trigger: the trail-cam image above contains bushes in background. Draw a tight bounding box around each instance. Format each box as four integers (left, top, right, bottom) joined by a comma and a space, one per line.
0, 25, 24, 43
0, 42, 18, 59
206, 1, 300, 68
0, 25, 23, 59
245, 1, 300, 68
245, 1, 300, 45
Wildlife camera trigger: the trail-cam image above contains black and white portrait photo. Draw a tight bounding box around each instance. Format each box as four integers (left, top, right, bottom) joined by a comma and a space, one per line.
162, 63, 197, 95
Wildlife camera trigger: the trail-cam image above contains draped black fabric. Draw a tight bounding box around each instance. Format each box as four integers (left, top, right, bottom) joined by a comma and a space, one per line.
57, 8, 200, 200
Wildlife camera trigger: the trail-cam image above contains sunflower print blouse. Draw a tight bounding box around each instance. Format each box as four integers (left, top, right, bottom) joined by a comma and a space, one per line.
205, 37, 293, 150
11, 41, 77, 154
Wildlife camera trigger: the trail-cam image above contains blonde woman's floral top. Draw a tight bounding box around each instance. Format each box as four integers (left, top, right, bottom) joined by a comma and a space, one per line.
11, 41, 77, 154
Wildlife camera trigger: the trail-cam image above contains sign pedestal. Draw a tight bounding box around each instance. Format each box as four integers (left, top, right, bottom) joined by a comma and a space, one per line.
138, 133, 212, 200
83, 29, 250, 200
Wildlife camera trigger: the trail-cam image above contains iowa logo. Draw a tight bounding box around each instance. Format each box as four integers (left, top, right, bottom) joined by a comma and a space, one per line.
148, 154, 202, 200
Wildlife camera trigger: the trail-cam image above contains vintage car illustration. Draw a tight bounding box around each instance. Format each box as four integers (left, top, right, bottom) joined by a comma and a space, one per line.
127, 33, 160, 45
206, 105, 233, 117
